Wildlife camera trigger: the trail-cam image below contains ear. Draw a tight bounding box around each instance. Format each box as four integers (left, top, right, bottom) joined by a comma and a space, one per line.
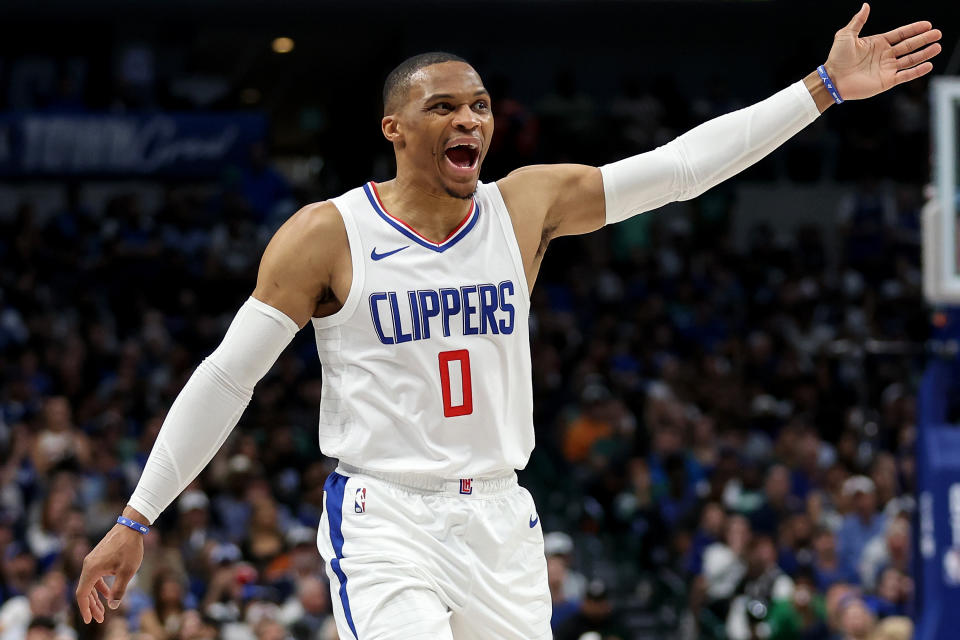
382, 114, 402, 145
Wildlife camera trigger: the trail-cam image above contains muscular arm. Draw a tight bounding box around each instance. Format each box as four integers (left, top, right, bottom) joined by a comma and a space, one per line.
77, 202, 347, 623
128, 202, 346, 522
253, 201, 351, 325
497, 73, 826, 287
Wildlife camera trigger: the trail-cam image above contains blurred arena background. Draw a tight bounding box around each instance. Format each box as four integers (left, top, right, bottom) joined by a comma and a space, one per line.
0, 1, 958, 639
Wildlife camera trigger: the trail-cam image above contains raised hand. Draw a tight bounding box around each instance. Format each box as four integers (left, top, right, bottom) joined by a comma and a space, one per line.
75, 515, 145, 623
824, 3, 942, 101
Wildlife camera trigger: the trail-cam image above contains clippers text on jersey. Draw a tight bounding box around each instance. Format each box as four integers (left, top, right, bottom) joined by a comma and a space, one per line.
368, 280, 516, 345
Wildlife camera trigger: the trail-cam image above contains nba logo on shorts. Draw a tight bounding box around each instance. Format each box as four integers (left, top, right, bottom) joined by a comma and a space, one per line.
354, 488, 366, 514
460, 479, 473, 495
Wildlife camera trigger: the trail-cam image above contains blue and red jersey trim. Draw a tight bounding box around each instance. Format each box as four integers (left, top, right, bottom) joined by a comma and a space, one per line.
363, 182, 480, 253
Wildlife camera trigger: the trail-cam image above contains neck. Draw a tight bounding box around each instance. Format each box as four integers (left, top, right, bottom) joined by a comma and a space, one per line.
375, 172, 474, 244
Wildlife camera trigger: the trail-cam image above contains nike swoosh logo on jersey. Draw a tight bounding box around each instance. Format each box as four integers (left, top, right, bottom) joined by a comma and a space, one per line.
370, 246, 409, 261
529, 514, 539, 528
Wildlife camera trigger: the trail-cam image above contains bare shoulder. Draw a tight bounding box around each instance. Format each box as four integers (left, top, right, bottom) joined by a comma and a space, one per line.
261, 201, 347, 275
277, 200, 347, 244
496, 164, 604, 239
253, 200, 350, 326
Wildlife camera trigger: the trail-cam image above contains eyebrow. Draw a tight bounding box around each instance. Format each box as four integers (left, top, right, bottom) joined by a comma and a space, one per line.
424, 89, 490, 103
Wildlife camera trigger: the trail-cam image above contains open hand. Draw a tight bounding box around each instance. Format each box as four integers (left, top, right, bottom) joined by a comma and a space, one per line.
75, 523, 144, 623
825, 3, 942, 101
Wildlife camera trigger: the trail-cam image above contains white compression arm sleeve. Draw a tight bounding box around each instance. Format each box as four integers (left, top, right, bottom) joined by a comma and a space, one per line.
601, 80, 821, 224
127, 297, 299, 523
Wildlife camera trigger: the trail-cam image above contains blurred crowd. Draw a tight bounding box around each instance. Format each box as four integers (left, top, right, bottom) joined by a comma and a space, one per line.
0, 48, 934, 640
525, 171, 924, 640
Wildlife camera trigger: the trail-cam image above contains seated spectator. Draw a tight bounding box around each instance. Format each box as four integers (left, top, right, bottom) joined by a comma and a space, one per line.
0, 575, 73, 640
702, 514, 751, 620
31, 396, 90, 475
547, 553, 580, 630
725, 535, 795, 640
766, 568, 829, 640
177, 490, 218, 587
751, 464, 802, 536
836, 595, 877, 640
562, 385, 615, 464
543, 532, 586, 602
685, 501, 726, 576
858, 512, 910, 591
811, 527, 854, 591
253, 618, 290, 640
244, 497, 284, 569
863, 567, 910, 619
837, 476, 887, 580
139, 570, 187, 640
174, 610, 218, 640
824, 583, 858, 633
278, 576, 330, 640
554, 579, 626, 640
26, 479, 79, 569
655, 452, 700, 528
1, 543, 37, 602
776, 512, 814, 576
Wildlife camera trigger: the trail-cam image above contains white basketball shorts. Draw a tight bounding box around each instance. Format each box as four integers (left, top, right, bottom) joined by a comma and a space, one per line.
316, 464, 552, 639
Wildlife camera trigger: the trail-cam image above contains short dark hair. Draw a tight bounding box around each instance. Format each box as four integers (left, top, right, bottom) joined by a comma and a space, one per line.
382, 51, 469, 115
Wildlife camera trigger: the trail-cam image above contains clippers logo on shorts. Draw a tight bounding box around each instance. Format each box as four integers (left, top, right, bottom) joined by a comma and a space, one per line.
460, 479, 473, 495
354, 488, 366, 514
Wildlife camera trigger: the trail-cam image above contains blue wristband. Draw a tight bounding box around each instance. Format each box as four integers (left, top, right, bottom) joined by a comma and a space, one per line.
817, 65, 843, 105
116, 516, 150, 534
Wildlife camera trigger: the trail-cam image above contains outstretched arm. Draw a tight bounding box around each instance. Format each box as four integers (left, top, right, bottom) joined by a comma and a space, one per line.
498, 4, 942, 266
75, 202, 346, 623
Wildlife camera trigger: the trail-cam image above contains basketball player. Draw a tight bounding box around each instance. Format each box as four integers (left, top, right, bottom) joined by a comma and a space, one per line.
76, 5, 940, 638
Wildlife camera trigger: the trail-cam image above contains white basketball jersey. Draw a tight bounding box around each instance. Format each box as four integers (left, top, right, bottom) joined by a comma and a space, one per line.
312, 181, 534, 478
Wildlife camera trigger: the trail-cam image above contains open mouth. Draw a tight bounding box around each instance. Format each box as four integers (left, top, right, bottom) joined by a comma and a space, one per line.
443, 142, 480, 171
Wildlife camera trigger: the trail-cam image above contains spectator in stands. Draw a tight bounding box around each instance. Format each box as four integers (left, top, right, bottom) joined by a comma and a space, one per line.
811, 527, 853, 591
858, 512, 910, 592
862, 567, 910, 619
244, 496, 284, 570
751, 464, 802, 536
276, 575, 329, 640
547, 552, 580, 630
837, 476, 886, 580
766, 568, 829, 640
139, 570, 188, 639
554, 579, 626, 640
178, 491, 217, 580
685, 501, 725, 576
0, 543, 36, 603
836, 595, 876, 640
702, 514, 751, 621
544, 532, 586, 603
563, 384, 616, 464
31, 397, 90, 475
726, 535, 795, 640
175, 609, 218, 640
0, 576, 72, 640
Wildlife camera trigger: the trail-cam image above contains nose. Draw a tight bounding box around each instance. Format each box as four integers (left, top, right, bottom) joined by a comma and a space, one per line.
451, 104, 480, 131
